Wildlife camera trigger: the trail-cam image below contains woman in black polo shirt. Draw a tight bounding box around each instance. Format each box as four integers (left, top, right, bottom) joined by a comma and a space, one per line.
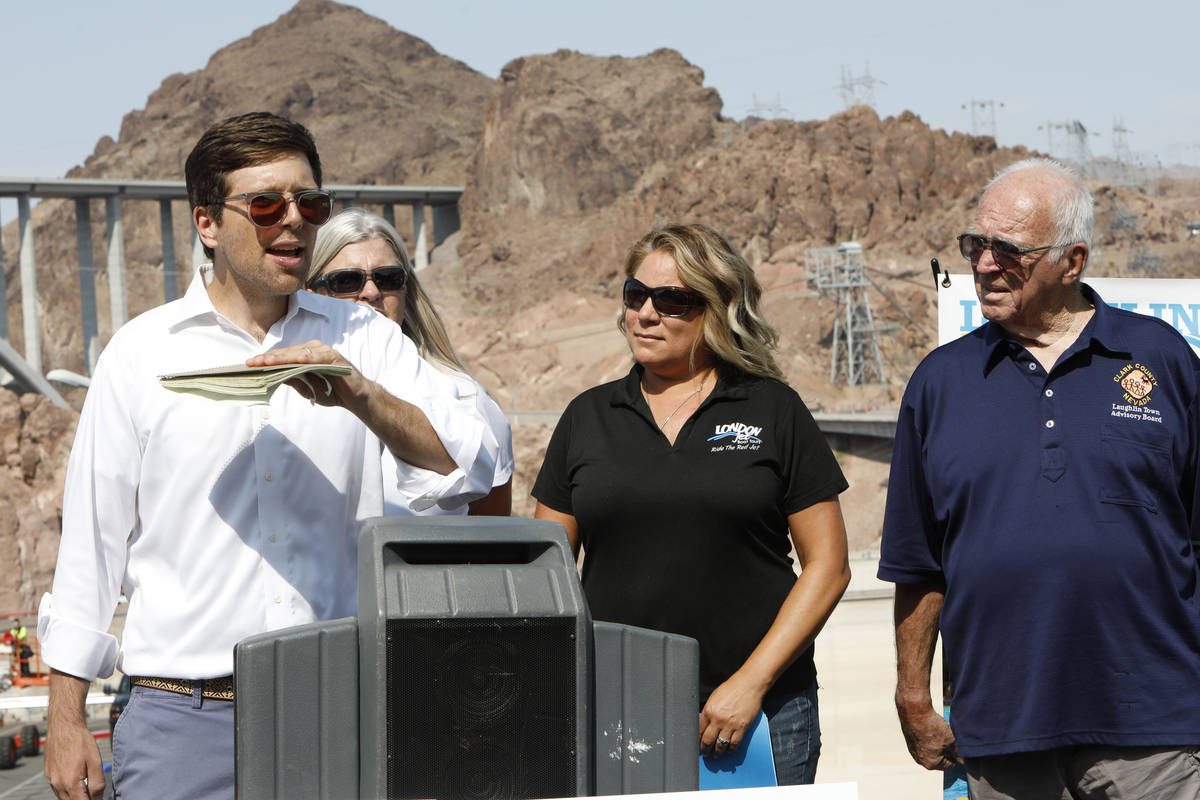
533, 223, 851, 785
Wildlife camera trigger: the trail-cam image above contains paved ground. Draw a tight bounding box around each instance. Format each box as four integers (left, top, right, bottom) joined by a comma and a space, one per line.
813, 578, 943, 799
0, 717, 111, 800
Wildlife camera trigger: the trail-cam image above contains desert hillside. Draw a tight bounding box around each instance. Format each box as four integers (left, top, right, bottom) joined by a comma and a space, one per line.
2, 0, 1198, 612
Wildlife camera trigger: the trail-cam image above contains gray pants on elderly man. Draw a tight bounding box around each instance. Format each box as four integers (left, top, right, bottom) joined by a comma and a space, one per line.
966, 745, 1200, 800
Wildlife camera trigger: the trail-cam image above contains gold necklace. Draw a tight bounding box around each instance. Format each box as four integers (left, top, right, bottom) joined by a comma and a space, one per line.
657, 373, 709, 429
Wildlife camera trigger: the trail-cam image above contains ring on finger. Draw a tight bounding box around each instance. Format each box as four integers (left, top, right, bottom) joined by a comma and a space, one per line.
717, 736, 731, 746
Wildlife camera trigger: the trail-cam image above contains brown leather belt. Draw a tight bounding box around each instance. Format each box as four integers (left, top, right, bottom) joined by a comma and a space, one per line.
130, 675, 234, 701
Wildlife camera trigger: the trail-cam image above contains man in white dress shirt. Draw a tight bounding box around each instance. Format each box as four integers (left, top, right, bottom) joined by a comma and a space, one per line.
39, 112, 489, 800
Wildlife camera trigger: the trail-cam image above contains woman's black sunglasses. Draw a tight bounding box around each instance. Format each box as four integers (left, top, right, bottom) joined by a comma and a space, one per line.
310, 266, 408, 295
214, 190, 334, 228
622, 277, 704, 318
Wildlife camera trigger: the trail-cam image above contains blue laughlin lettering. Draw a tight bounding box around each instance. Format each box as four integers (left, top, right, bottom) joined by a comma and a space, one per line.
1169, 304, 1200, 338
959, 300, 980, 333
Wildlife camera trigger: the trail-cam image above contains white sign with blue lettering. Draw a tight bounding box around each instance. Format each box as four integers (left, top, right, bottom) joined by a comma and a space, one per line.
937, 275, 1200, 354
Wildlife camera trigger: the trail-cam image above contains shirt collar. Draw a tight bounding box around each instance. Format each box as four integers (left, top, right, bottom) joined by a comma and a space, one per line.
170, 263, 334, 330
980, 282, 1129, 373
611, 363, 754, 410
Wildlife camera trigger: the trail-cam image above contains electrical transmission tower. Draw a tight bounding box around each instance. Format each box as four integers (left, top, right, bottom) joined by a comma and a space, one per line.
1112, 118, 1134, 165
1166, 143, 1200, 167
1108, 117, 1137, 186
748, 92, 791, 119
1037, 120, 1100, 173
804, 242, 888, 386
1103, 190, 1163, 275
836, 64, 885, 111
962, 98, 1004, 139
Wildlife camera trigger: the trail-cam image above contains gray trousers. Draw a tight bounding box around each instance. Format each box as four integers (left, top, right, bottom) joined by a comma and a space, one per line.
111, 685, 235, 800
966, 745, 1200, 800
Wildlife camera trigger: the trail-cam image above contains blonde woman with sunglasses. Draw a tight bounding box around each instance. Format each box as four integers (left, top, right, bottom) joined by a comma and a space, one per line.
533, 223, 850, 784
308, 208, 513, 516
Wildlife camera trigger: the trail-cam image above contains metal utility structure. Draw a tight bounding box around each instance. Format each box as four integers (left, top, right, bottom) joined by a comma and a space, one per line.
962, 98, 1004, 139
748, 92, 790, 119
1103, 189, 1162, 275
1112, 118, 1135, 169
1037, 120, 1098, 171
1101, 117, 1143, 187
836, 64, 885, 111
805, 242, 887, 386
1167, 143, 1200, 167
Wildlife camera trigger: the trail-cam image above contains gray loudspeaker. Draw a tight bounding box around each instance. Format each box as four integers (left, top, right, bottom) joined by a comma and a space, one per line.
235, 516, 699, 800
234, 618, 358, 798
592, 622, 699, 795
357, 516, 591, 800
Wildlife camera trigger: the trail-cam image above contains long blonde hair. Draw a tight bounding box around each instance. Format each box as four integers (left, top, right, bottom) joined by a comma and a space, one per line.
620, 223, 782, 380
309, 208, 470, 375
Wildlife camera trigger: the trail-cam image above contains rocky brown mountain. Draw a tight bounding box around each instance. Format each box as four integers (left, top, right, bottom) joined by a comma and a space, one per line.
1, 0, 1198, 610
0, 388, 82, 613
2, 0, 493, 375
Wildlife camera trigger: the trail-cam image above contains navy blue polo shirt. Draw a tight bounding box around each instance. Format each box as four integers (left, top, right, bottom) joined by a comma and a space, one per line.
534, 365, 848, 704
880, 284, 1200, 756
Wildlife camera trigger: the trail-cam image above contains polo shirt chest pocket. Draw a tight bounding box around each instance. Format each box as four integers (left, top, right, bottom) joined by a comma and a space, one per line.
1098, 422, 1172, 516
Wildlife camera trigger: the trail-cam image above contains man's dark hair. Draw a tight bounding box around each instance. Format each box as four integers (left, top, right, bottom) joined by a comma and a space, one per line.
185, 112, 323, 258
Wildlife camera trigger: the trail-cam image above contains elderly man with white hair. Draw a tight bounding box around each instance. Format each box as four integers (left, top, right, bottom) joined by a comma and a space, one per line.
881, 157, 1200, 798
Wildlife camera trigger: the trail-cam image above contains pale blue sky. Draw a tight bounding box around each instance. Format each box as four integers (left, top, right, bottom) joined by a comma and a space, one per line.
2, 0, 1197, 199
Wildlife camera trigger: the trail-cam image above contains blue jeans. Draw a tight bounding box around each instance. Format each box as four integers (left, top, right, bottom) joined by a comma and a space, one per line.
763, 681, 821, 785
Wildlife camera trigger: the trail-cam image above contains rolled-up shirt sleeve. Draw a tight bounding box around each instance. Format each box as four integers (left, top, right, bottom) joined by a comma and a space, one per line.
38, 350, 138, 680
363, 317, 491, 512
425, 375, 512, 511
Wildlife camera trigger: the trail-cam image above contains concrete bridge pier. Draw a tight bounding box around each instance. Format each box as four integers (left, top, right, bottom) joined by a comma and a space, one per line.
73, 198, 100, 374
17, 195, 38, 376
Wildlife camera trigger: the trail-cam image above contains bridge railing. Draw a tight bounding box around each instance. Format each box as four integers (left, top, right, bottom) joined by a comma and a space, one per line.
0, 178, 462, 380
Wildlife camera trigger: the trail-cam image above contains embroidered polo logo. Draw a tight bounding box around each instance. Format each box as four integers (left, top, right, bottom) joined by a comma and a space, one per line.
1113, 363, 1157, 407
708, 422, 764, 452
1111, 363, 1164, 424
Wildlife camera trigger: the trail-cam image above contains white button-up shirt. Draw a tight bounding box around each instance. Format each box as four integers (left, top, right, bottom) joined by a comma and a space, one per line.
383, 370, 514, 516
38, 268, 489, 680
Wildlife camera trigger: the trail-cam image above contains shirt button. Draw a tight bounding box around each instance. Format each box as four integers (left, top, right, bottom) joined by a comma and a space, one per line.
264, 472, 273, 482
1028, 363, 1037, 371
269, 533, 278, 543
274, 594, 282, 604
260, 408, 271, 421
1045, 389, 1054, 398
1045, 420, 1055, 429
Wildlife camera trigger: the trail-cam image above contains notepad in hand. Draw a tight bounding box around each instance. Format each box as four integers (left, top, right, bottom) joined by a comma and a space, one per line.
158, 362, 352, 403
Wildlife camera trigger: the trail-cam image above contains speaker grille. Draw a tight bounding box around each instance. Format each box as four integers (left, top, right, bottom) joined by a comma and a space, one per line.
386, 617, 577, 800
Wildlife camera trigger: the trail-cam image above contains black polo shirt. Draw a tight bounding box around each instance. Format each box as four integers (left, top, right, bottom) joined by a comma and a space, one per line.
534, 365, 847, 703
880, 284, 1200, 756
